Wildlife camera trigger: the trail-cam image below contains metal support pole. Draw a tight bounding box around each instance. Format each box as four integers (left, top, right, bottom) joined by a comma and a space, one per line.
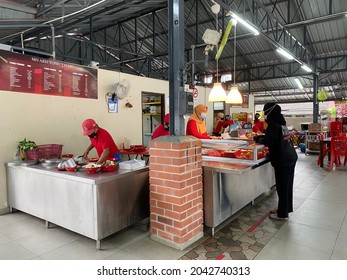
191, 45, 195, 84
51, 24, 56, 60
313, 74, 319, 123
168, 0, 185, 135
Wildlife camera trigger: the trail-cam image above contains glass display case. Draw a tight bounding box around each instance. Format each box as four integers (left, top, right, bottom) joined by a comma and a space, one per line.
201, 139, 268, 165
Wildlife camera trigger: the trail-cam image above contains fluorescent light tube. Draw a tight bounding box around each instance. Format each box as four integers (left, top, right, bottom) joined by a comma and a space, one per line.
231, 13, 259, 35
301, 64, 313, 72
276, 48, 294, 60
294, 78, 303, 89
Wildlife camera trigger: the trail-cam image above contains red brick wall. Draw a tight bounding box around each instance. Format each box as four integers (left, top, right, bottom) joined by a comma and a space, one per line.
149, 136, 203, 247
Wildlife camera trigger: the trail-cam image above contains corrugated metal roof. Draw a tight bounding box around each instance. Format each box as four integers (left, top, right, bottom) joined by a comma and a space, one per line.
0, 0, 346, 105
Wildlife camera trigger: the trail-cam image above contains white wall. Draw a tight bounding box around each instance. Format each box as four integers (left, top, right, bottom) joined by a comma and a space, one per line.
0, 69, 219, 213
228, 94, 255, 117
1, 64, 254, 213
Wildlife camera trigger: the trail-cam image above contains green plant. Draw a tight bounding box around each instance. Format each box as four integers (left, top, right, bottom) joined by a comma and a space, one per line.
18, 138, 37, 152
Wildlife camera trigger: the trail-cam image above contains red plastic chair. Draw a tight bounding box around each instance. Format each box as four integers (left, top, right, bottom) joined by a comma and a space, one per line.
330, 121, 343, 137
317, 133, 330, 166
330, 136, 347, 171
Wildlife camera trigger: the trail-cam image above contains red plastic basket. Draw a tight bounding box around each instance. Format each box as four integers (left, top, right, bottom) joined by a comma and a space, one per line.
26, 144, 63, 160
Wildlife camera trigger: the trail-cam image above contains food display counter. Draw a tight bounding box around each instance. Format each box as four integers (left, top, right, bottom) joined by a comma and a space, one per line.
5, 162, 149, 249
201, 139, 275, 235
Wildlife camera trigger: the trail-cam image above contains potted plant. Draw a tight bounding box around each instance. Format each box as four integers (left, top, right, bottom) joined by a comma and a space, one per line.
18, 138, 37, 160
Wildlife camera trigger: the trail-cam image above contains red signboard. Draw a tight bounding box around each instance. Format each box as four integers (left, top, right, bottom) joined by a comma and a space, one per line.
0, 50, 97, 99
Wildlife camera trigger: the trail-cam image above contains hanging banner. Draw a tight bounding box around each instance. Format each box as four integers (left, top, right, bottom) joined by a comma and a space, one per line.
0, 49, 97, 99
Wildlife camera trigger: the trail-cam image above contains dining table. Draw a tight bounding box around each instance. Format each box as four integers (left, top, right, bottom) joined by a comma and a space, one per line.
119, 148, 149, 164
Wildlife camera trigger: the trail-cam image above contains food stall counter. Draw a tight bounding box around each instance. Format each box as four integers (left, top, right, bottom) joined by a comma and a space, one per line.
201, 139, 275, 236
5, 162, 149, 249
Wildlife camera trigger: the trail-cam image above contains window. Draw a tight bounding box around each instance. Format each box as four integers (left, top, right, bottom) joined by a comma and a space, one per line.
221, 73, 232, 83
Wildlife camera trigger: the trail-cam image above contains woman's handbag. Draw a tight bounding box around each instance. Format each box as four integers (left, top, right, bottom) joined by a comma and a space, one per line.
278, 137, 298, 166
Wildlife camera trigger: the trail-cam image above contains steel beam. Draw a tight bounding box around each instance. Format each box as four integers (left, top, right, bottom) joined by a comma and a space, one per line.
168, 0, 185, 136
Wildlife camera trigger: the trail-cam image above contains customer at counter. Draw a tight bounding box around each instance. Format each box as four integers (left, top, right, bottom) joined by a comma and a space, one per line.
255, 103, 297, 220
152, 113, 170, 140
81, 118, 120, 164
186, 104, 212, 139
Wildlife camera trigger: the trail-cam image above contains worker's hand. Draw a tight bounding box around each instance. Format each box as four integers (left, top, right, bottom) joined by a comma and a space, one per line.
83, 152, 89, 159
210, 135, 222, 140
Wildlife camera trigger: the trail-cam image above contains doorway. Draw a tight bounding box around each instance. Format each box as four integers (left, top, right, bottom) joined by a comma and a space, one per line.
141, 92, 165, 147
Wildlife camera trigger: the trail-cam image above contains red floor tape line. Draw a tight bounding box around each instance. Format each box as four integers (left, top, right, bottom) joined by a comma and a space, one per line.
215, 254, 225, 260
247, 212, 270, 232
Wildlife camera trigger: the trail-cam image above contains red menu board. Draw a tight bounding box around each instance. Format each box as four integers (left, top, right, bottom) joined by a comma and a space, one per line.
0, 49, 97, 99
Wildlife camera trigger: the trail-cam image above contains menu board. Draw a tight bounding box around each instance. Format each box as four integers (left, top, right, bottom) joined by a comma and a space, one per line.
0, 49, 97, 99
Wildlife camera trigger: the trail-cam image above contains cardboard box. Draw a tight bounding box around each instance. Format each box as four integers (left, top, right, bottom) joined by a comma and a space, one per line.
308, 123, 322, 132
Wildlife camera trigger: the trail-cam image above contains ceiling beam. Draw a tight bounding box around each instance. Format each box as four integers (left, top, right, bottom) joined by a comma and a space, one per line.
36, 0, 72, 18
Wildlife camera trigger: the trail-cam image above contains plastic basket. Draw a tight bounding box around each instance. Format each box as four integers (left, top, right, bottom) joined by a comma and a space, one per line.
26, 144, 63, 160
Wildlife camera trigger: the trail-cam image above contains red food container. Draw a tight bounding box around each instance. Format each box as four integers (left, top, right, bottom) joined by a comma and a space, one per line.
83, 166, 99, 173
207, 150, 224, 157
102, 164, 118, 172
130, 145, 146, 152
86, 157, 98, 162
65, 166, 77, 172
223, 150, 237, 158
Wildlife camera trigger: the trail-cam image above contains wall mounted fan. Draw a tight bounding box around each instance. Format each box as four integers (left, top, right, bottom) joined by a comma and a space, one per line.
114, 80, 130, 99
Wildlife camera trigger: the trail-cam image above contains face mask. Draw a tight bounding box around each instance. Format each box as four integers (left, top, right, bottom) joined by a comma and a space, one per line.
263, 104, 276, 116
200, 113, 207, 119
88, 132, 97, 138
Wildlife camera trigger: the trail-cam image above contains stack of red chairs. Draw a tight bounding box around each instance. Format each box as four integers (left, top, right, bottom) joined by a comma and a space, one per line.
317, 133, 330, 166
330, 121, 343, 137
330, 136, 347, 171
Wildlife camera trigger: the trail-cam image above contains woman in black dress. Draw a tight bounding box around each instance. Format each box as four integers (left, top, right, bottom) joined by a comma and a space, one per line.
258, 103, 298, 220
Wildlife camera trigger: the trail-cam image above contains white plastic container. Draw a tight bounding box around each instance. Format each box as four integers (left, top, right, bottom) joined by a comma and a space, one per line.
123, 136, 130, 149
119, 160, 145, 169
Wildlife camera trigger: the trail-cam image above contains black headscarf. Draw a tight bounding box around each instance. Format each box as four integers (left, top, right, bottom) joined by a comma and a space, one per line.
263, 102, 286, 125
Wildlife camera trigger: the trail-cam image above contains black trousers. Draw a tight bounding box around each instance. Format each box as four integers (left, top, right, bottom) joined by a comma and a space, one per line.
274, 163, 296, 218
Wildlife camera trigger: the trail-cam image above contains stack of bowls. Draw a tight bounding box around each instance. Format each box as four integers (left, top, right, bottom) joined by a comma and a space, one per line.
64, 158, 77, 172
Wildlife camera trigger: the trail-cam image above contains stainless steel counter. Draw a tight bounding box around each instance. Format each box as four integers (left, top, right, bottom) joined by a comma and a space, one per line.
202, 159, 275, 235
5, 163, 149, 249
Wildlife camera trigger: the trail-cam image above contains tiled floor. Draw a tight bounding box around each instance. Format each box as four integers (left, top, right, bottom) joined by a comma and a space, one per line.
1, 151, 347, 260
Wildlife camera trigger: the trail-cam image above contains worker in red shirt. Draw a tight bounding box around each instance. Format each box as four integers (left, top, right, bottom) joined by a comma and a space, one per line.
152, 113, 170, 140
186, 104, 212, 139
252, 113, 265, 133
81, 119, 120, 164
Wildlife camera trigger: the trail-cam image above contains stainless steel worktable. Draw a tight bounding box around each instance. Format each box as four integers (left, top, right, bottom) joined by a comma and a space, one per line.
202, 159, 275, 235
5, 162, 149, 249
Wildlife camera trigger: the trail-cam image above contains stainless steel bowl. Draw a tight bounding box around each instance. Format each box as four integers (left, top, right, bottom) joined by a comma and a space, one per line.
64, 158, 77, 168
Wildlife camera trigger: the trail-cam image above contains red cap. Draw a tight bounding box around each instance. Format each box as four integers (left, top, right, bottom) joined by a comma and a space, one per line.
164, 113, 170, 123
82, 119, 97, 136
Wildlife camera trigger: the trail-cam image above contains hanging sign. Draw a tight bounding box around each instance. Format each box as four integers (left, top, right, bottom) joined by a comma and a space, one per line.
0, 49, 97, 99
192, 87, 199, 99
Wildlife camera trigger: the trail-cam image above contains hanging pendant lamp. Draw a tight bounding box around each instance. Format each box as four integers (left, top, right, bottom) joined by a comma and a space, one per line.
226, 19, 243, 104
208, 11, 226, 102
208, 46, 226, 102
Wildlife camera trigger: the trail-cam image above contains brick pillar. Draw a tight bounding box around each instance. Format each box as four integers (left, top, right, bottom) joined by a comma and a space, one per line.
149, 135, 203, 250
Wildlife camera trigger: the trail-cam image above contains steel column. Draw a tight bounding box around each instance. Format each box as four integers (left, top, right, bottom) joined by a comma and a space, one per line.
168, 0, 185, 135
313, 74, 319, 123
